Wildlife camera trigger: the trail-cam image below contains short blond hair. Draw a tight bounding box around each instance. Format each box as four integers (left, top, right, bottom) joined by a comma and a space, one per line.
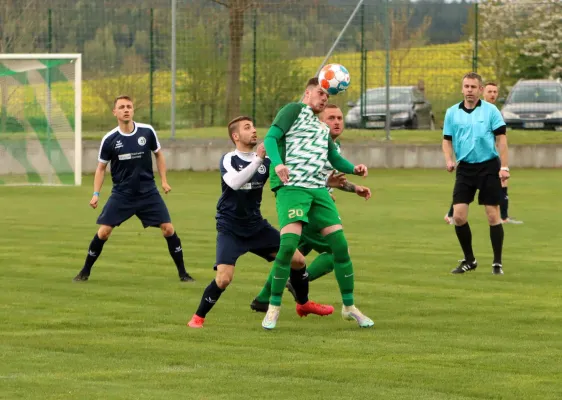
113, 95, 133, 109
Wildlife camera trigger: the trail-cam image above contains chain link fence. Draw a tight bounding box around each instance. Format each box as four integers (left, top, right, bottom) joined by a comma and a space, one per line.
1, 0, 561, 136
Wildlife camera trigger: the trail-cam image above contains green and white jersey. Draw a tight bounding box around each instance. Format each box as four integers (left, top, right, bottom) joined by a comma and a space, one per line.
270, 103, 331, 190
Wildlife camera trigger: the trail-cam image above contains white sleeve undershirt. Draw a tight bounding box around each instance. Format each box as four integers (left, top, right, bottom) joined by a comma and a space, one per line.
222, 153, 264, 190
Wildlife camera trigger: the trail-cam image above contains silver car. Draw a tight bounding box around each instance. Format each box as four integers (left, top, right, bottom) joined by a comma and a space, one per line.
501, 79, 562, 131
345, 86, 435, 130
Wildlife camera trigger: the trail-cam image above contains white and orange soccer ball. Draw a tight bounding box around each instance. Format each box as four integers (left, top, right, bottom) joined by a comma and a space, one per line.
319, 63, 350, 95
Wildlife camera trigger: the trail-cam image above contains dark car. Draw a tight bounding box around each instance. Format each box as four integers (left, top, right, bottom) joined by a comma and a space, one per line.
501, 79, 562, 130
344, 86, 435, 130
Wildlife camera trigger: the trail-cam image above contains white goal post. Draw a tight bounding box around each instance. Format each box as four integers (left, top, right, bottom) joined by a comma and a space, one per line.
0, 53, 82, 186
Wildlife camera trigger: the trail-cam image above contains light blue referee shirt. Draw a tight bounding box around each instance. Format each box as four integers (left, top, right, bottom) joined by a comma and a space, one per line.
443, 100, 506, 163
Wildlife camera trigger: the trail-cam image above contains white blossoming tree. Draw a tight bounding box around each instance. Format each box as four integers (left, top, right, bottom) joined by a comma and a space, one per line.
519, 0, 562, 79
476, 0, 527, 91
476, 0, 561, 90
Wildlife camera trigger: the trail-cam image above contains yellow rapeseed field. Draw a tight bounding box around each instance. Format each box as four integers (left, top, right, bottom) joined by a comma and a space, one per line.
5, 42, 496, 125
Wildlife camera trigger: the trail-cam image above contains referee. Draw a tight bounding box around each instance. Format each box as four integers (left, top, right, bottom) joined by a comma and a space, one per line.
442, 72, 510, 275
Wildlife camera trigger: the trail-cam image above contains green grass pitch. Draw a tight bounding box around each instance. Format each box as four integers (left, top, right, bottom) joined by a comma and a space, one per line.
0, 170, 561, 399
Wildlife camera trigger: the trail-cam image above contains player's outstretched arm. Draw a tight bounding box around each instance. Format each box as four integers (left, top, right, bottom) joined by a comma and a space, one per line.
327, 171, 371, 200
90, 162, 107, 209
263, 125, 284, 167
154, 151, 171, 194
264, 125, 290, 183
338, 180, 371, 200
327, 140, 355, 175
326, 170, 347, 188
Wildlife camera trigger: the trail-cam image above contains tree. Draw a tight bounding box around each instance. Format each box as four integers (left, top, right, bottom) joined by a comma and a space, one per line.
178, 12, 228, 127
473, 0, 525, 91
519, 0, 562, 79
0, 0, 40, 53
84, 26, 151, 125
84, 26, 118, 73
241, 31, 309, 124
209, 0, 255, 122
90, 54, 150, 112
377, 6, 432, 84
474, 0, 561, 88
0, 0, 41, 134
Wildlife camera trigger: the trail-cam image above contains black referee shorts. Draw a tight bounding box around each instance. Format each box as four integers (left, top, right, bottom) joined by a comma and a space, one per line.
453, 157, 502, 206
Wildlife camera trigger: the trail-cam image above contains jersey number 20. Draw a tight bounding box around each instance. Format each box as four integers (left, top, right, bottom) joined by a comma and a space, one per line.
288, 209, 304, 218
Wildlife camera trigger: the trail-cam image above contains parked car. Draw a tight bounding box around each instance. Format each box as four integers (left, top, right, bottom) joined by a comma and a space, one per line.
344, 86, 435, 130
501, 79, 562, 130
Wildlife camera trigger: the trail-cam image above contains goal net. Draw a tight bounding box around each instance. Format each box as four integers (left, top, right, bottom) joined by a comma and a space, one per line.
0, 54, 82, 186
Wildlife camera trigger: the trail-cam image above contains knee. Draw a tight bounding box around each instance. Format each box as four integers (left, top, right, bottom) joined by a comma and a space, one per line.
290, 251, 306, 269
453, 215, 467, 226
160, 223, 175, 237
278, 240, 298, 260
329, 235, 351, 262
216, 272, 233, 289
486, 209, 501, 225
327, 230, 349, 253
333, 248, 350, 263
97, 225, 113, 240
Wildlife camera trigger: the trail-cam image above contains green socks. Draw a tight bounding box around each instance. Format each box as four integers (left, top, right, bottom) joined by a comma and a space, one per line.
257, 251, 335, 302
307, 252, 335, 281
269, 233, 300, 306
260, 230, 354, 306
255, 269, 274, 303
324, 230, 355, 306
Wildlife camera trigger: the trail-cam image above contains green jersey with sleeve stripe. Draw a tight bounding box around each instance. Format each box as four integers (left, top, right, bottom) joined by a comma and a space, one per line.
323, 139, 341, 193
322, 139, 341, 175
269, 102, 332, 190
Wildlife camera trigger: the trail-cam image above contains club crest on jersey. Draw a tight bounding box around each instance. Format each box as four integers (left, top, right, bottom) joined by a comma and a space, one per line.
258, 164, 267, 174
138, 136, 146, 146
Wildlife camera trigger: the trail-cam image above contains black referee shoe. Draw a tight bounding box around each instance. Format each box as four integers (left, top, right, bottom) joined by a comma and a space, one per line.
250, 298, 269, 313
492, 263, 504, 275
179, 273, 195, 282
451, 259, 478, 274
73, 272, 89, 282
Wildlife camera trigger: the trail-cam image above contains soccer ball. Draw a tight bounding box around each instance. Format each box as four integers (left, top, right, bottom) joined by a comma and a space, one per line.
319, 64, 350, 95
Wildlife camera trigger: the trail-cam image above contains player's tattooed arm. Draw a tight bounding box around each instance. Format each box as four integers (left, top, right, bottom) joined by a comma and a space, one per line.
339, 180, 372, 200
338, 181, 356, 193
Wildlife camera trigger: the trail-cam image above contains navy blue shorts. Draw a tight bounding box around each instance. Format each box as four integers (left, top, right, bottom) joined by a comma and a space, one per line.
214, 224, 280, 268
97, 191, 171, 228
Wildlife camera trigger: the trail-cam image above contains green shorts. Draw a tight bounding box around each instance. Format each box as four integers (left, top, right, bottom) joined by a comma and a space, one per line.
275, 186, 341, 231
298, 225, 332, 256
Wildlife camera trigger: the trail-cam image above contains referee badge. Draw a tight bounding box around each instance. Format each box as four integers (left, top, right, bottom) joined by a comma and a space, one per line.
138, 136, 146, 146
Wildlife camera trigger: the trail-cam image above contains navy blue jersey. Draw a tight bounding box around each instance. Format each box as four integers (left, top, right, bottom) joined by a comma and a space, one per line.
98, 122, 160, 196
216, 150, 271, 237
